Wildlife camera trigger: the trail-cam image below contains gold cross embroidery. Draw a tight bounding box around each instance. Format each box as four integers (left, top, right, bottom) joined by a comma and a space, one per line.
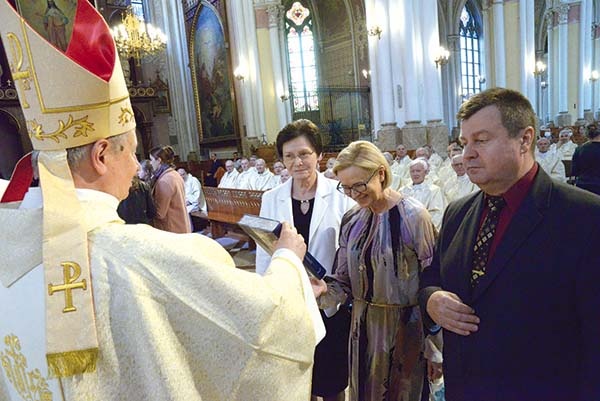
7, 32, 32, 109
48, 262, 87, 313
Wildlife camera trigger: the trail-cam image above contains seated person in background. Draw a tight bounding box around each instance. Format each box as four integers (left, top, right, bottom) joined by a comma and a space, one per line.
137, 159, 153, 184
535, 137, 566, 182
248, 155, 258, 174
280, 168, 290, 184
270, 160, 286, 187
425, 144, 443, 169
177, 168, 206, 214
415, 146, 440, 183
383, 151, 404, 191
552, 128, 578, 160
572, 123, 600, 195
323, 157, 337, 179
235, 157, 256, 189
437, 144, 464, 188
117, 175, 156, 225
249, 158, 275, 191
218, 160, 239, 188
444, 154, 479, 202
400, 158, 446, 231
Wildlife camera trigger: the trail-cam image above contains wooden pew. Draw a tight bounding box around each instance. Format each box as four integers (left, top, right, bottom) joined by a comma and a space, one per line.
202, 187, 264, 246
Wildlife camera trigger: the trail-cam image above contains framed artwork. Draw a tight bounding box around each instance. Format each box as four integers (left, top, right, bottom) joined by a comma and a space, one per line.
188, 1, 238, 143
152, 77, 171, 115
15, 0, 77, 52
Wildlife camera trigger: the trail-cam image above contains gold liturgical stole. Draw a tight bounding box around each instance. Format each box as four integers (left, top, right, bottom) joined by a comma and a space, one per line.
39, 151, 98, 377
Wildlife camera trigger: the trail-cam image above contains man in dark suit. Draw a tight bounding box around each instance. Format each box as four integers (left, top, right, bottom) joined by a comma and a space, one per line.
419, 88, 600, 401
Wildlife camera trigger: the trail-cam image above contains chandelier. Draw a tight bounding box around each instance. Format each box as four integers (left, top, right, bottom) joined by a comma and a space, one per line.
111, 8, 167, 65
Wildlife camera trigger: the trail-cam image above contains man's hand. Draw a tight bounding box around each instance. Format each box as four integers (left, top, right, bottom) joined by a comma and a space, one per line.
274, 222, 306, 261
427, 290, 479, 336
309, 277, 327, 298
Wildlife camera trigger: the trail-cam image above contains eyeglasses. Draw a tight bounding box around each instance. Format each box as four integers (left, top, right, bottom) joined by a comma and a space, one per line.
282, 150, 314, 163
337, 167, 380, 196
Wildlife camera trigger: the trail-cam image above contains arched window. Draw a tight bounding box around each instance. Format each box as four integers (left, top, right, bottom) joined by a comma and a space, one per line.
130, 0, 145, 20
285, 2, 319, 112
459, 2, 482, 99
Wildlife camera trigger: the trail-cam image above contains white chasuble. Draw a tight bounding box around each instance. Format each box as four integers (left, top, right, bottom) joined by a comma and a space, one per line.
0, 188, 322, 401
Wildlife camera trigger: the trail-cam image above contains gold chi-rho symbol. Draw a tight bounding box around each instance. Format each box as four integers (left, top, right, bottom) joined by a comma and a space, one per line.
48, 262, 87, 313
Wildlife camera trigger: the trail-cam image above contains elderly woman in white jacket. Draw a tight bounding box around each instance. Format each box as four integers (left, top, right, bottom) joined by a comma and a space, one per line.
256, 119, 354, 401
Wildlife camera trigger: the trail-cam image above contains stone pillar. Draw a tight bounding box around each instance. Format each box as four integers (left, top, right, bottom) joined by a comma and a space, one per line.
265, 4, 288, 130
375, 122, 402, 151
492, 0, 506, 87
147, 0, 198, 156
546, 10, 555, 122
580, 0, 593, 120
556, 4, 570, 123
421, 0, 444, 122
446, 34, 461, 130
519, 0, 536, 105
401, 0, 423, 123
426, 120, 449, 157
401, 121, 427, 151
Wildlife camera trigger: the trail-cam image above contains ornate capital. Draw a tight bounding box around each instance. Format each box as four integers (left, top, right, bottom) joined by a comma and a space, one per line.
545, 10, 555, 29
266, 4, 283, 28
557, 4, 569, 25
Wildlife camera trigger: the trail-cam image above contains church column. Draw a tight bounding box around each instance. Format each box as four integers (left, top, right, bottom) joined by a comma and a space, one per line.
556, 3, 571, 125
265, 4, 289, 131
445, 34, 462, 131
229, 1, 267, 150
366, 0, 395, 138
492, 0, 506, 87
546, 10, 555, 123
519, 0, 536, 106
146, 0, 198, 157
580, 0, 594, 121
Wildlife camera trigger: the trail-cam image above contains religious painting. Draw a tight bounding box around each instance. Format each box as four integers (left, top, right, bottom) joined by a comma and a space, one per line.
14, 0, 77, 52
189, 1, 237, 143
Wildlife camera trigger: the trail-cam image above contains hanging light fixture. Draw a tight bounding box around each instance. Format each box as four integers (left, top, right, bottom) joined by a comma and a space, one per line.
111, 8, 167, 66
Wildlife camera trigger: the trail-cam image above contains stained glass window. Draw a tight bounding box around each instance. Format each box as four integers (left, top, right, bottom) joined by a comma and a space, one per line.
131, 0, 145, 20
285, 2, 319, 112
459, 2, 482, 99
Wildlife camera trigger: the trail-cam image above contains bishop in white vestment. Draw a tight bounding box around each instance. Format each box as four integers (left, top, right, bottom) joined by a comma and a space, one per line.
0, 3, 324, 400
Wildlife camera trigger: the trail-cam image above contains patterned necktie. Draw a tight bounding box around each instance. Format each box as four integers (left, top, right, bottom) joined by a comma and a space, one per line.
471, 196, 506, 286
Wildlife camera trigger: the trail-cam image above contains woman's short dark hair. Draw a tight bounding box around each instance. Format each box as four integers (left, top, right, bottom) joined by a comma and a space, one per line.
276, 119, 323, 157
149, 145, 176, 165
586, 123, 600, 140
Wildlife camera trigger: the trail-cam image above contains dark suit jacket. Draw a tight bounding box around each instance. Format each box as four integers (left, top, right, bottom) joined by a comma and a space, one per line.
419, 168, 600, 401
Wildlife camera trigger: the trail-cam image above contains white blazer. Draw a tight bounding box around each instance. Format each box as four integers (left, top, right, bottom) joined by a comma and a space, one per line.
256, 173, 355, 278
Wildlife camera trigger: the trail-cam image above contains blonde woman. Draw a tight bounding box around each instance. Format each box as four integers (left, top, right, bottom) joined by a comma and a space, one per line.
313, 141, 438, 401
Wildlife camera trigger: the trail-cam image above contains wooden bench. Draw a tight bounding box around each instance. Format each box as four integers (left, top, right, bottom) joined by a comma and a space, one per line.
202, 187, 264, 246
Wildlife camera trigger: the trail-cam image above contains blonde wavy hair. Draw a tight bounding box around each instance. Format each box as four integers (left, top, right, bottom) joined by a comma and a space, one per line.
333, 140, 392, 189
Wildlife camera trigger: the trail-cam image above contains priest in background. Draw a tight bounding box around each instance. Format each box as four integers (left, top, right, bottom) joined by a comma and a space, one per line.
249, 158, 275, 191
444, 154, 479, 202
536, 137, 566, 182
218, 159, 239, 188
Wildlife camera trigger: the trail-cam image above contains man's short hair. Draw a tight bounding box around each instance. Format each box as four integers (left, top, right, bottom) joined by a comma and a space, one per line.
457, 88, 537, 140
66, 132, 129, 171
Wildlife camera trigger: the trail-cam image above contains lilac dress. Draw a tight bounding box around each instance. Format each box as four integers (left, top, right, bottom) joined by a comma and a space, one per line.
320, 197, 436, 401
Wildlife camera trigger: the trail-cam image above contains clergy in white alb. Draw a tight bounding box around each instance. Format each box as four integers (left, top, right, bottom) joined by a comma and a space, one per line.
218, 160, 240, 188
552, 128, 578, 160
249, 159, 275, 190
0, 3, 324, 400
236, 158, 256, 189
400, 159, 447, 231
444, 154, 479, 202
436, 145, 463, 190
178, 168, 206, 213
536, 137, 567, 182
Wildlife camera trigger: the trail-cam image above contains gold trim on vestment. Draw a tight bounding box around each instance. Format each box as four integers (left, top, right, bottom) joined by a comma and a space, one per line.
47, 348, 98, 379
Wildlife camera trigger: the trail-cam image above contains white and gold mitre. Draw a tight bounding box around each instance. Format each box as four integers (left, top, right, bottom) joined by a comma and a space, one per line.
0, 0, 136, 379
0, 0, 135, 150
